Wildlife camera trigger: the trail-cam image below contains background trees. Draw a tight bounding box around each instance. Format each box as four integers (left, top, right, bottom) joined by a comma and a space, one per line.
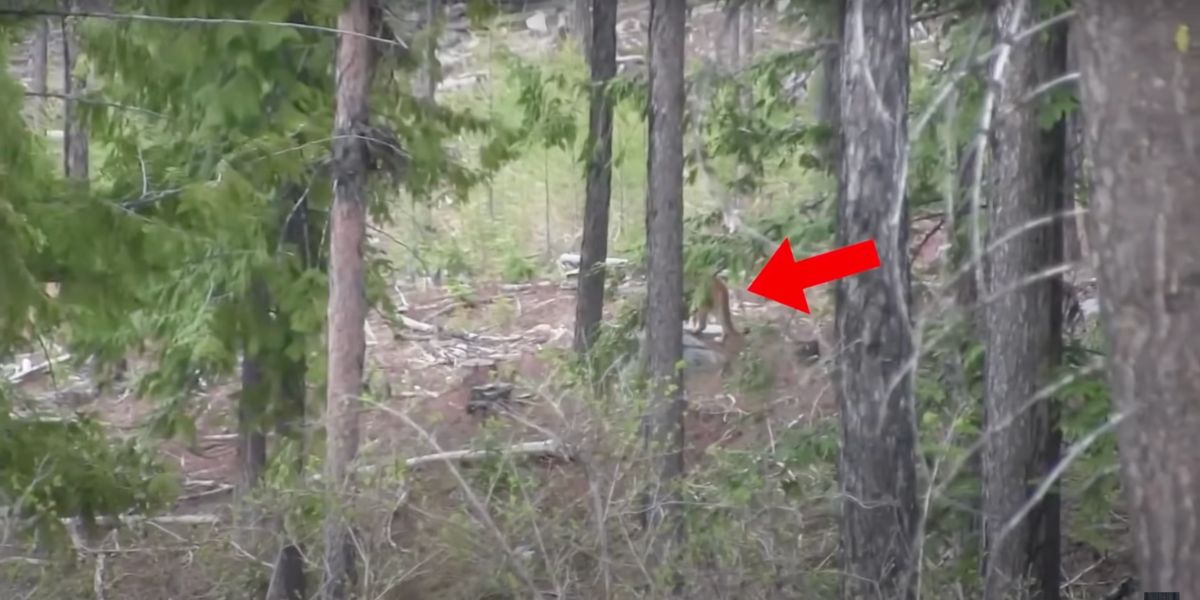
571, 0, 617, 354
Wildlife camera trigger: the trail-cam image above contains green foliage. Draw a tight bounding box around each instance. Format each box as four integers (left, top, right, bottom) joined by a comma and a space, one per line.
60, 0, 523, 442
696, 49, 826, 185
772, 418, 840, 500
0, 40, 70, 351
0, 400, 176, 542
1038, 84, 1078, 131
503, 52, 584, 155
499, 250, 537, 283
908, 15, 988, 213
728, 349, 775, 394
1058, 342, 1119, 552
569, 298, 645, 391
0, 31, 177, 533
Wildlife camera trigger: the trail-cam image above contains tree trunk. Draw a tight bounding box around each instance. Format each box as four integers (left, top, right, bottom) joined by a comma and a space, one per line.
815, 2, 845, 171
61, 12, 87, 183
237, 313, 268, 499
573, 0, 592, 56
265, 353, 308, 600
1061, 23, 1085, 267
834, 1, 917, 599
1075, 0, 1200, 594
718, 2, 740, 72
980, 3, 1067, 598
321, 1, 375, 598
572, 0, 617, 354
642, 0, 687, 589
416, 0, 439, 103
30, 18, 48, 125
738, 1, 754, 69
266, 182, 315, 600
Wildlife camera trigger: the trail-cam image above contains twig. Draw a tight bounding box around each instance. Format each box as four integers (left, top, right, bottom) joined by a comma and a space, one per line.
395, 314, 521, 344
385, 407, 543, 597
22, 91, 163, 117
994, 411, 1128, 546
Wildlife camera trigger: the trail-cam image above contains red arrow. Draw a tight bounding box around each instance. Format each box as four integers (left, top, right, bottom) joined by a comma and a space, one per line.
747, 238, 881, 314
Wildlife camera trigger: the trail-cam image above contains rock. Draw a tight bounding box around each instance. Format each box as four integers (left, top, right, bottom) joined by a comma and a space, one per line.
526, 323, 556, 344
795, 340, 820, 364
683, 344, 724, 371
682, 332, 723, 371
526, 11, 550, 35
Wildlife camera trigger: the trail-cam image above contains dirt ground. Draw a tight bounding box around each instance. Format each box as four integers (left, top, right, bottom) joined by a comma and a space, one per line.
98, 274, 835, 504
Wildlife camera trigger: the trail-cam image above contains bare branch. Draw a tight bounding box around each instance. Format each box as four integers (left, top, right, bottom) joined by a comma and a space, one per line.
994, 411, 1129, 547
23, 91, 163, 118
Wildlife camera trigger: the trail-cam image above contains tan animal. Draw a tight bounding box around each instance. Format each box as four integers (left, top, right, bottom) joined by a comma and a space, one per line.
688, 274, 738, 337
687, 275, 748, 371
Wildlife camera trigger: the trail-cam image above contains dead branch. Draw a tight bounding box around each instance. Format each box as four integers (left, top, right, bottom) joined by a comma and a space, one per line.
60, 514, 221, 528
404, 440, 570, 469
6, 353, 72, 384
395, 314, 522, 344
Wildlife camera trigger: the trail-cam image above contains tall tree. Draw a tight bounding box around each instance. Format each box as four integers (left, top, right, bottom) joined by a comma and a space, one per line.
1061, 23, 1086, 266
29, 17, 47, 126
738, 0, 754, 70
415, 0, 440, 103
814, 1, 845, 170
1075, 0, 1200, 593
642, 0, 687, 587
980, 2, 1067, 598
266, 181, 318, 600
833, 1, 918, 599
572, 0, 618, 354
322, 0, 375, 597
573, 0, 592, 56
718, 1, 741, 72
236, 279, 270, 500
61, 11, 87, 183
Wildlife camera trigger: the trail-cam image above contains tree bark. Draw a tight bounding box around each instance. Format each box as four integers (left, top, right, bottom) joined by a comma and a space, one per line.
834, 1, 918, 599
642, 0, 687, 588
718, 2, 741, 72
266, 182, 315, 600
1061, 23, 1086, 266
1075, 0, 1200, 594
572, 0, 617, 354
415, 0, 439, 103
30, 18, 48, 124
321, 1, 375, 598
237, 297, 269, 500
980, 3, 1066, 599
573, 0, 592, 56
815, 1, 845, 171
61, 11, 87, 183
738, 1, 754, 69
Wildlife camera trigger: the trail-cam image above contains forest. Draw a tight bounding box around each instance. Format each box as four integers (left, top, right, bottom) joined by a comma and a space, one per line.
0, 0, 1195, 599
